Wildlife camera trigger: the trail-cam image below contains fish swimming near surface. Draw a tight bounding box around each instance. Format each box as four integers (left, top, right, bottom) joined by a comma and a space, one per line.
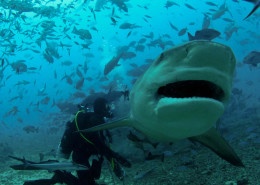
78, 40, 244, 167
243, 0, 260, 20
9, 156, 88, 172
188, 29, 220, 41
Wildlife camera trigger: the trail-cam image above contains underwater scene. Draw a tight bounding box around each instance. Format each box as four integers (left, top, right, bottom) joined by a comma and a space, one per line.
0, 0, 260, 185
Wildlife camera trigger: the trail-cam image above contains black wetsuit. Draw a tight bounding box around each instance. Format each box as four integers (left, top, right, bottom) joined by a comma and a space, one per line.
23, 98, 131, 185
61, 111, 108, 184
59, 111, 131, 185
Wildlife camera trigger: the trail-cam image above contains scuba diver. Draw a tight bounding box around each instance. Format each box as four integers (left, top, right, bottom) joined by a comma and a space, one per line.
24, 97, 131, 185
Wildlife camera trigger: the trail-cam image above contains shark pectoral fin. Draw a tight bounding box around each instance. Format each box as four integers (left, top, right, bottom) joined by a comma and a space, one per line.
76, 117, 132, 133
189, 127, 244, 167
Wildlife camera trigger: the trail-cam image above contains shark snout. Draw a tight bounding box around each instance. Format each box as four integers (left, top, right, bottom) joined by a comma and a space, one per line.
184, 41, 236, 75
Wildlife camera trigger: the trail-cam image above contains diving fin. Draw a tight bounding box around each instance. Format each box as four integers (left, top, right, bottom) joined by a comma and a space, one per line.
76, 117, 132, 133
189, 127, 244, 167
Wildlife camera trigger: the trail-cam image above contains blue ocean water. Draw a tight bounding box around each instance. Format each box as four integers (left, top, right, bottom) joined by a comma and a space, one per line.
0, 0, 259, 184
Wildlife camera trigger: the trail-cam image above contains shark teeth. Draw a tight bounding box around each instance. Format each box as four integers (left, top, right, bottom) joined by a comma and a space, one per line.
156, 80, 224, 102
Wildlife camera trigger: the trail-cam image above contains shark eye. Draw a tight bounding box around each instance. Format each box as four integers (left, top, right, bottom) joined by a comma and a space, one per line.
159, 53, 164, 61
185, 47, 189, 54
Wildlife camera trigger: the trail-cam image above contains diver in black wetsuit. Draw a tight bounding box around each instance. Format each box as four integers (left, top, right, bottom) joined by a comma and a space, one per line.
24, 97, 131, 185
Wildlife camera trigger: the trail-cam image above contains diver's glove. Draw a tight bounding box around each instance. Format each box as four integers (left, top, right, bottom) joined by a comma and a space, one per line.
113, 153, 131, 168
113, 161, 125, 181
90, 156, 104, 179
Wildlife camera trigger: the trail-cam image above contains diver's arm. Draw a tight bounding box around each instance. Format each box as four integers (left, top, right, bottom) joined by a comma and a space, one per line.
57, 121, 75, 159
100, 143, 131, 168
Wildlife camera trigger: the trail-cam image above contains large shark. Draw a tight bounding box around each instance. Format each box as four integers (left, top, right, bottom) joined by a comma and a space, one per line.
79, 41, 244, 167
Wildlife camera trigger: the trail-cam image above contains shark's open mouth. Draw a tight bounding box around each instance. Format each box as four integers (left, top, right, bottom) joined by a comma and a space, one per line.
157, 80, 225, 102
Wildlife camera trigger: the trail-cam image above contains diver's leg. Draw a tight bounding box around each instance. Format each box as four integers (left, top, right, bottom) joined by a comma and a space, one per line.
23, 179, 57, 185
59, 171, 81, 185
76, 158, 103, 185
24, 171, 81, 185
77, 170, 97, 185
112, 160, 125, 180
23, 170, 65, 185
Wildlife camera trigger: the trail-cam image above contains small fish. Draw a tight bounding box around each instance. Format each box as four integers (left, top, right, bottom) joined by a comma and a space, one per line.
76, 78, 84, 90
90, 8, 96, 21
104, 53, 123, 75
188, 29, 220, 41
72, 27, 92, 40
15, 80, 30, 86
43, 52, 54, 63
134, 168, 155, 181
119, 23, 141, 29
112, 7, 115, 17
165, 1, 179, 9
178, 28, 187, 36
28, 67, 37, 70
243, 51, 260, 67
144, 15, 152, 18
243, 0, 260, 20
212, 3, 230, 20
169, 22, 179, 31
185, 3, 196, 10
205, 2, 218, 7
23, 126, 39, 134
1, 58, 4, 67
76, 67, 83, 78
202, 14, 211, 29
54, 70, 57, 79
111, 17, 117, 24
61, 60, 72, 66
222, 18, 234, 22
127, 31, 132, 38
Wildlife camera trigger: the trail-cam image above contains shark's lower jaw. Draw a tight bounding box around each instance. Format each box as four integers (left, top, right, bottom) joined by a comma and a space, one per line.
156, 80, 225, 102
153, 80, 225, 140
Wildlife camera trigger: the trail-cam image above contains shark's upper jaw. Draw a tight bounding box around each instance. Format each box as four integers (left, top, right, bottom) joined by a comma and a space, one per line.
156, 80, 225, 103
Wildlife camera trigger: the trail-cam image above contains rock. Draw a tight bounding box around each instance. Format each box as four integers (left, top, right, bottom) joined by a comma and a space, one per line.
225, 181, 237, 185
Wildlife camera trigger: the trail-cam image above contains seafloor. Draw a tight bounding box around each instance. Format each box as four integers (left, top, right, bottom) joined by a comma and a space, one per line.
1, 113, 260, 185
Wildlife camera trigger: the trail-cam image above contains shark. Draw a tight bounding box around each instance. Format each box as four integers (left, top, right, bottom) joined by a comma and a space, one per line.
9, 156, 88, 172
78, 40, 244, 167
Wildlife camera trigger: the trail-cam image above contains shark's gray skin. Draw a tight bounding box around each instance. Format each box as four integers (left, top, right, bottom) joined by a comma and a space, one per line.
9, 156, 88, 172
79, 41, 243, 167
